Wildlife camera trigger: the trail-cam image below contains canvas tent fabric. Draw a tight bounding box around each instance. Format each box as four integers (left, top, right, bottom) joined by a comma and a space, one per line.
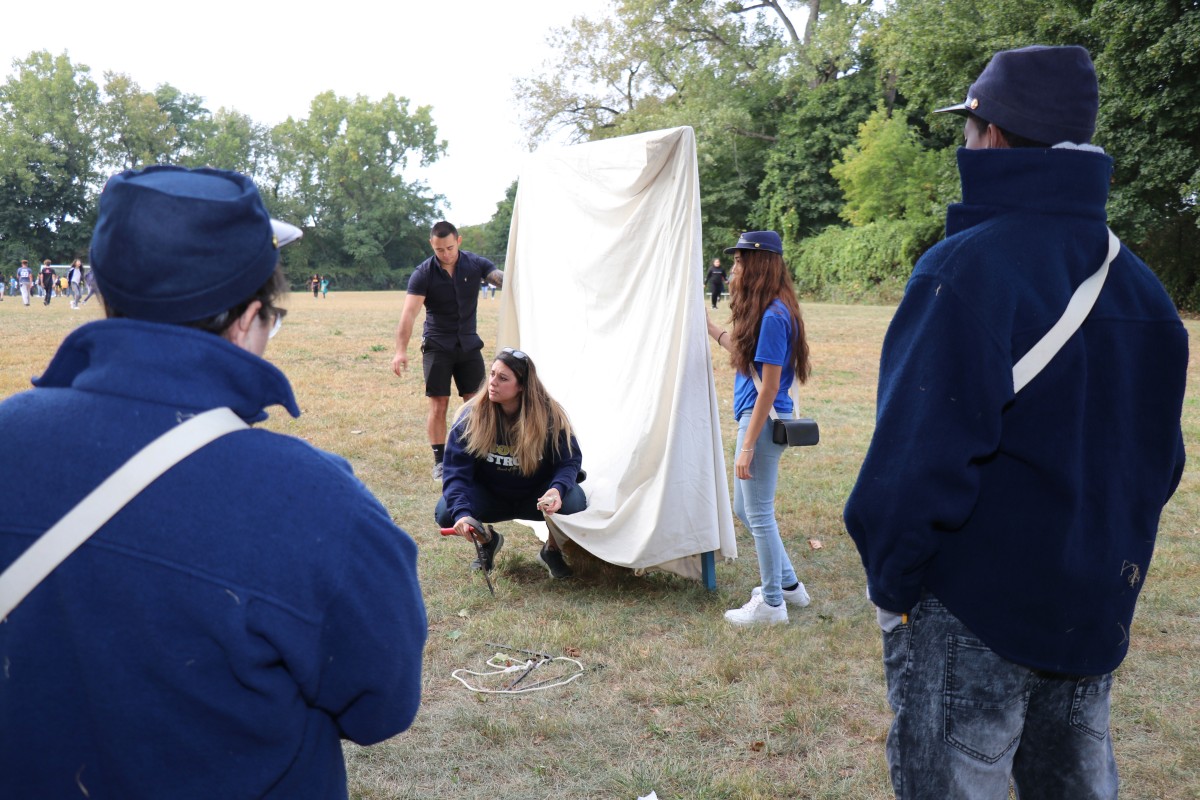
497, 126, 737, 580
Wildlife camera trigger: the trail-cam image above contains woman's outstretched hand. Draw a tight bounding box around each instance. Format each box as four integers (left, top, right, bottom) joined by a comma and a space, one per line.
537, 488, 563, 515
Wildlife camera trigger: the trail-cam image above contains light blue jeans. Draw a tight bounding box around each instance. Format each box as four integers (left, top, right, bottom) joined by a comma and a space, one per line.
733, 412, 798, 607
883, 596, 1118, 799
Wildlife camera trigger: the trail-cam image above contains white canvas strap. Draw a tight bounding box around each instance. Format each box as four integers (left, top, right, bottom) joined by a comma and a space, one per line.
1012, 228, 1120, 394
750, 369, 796, 420
0, 407, 248, 620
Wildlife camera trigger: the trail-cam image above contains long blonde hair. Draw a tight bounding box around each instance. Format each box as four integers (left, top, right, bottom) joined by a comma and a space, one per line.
459, 349, 575, 477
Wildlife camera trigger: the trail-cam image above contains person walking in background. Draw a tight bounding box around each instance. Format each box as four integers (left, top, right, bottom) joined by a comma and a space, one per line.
310, 273, 320, 298
708, 231, 813, 626
16, 260, 32, 305
0, 165, 428, 797
844, 46, 1188, 799
81, 266, 99, 304
320, 275, 329, 298
392, 221, 504, 481
39, 260, 56, 306
436, 347, 587, 580
706, 257, 727, 309
67, 259, 84, 309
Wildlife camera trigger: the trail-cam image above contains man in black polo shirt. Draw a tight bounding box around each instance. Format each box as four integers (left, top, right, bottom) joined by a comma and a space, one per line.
392, 220, 504, 479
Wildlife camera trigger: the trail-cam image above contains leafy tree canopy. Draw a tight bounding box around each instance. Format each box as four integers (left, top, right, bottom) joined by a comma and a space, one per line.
0, 53, 462, 288
516, 0, 1200, 308
0, 51, 100, 263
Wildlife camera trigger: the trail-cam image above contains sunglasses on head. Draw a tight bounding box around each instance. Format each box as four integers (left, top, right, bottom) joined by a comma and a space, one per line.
501, 347, 528, 360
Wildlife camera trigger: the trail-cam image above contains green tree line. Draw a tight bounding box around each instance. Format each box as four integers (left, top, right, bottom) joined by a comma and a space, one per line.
517, 0, 1200, 308
0, 51, 447, 289
459, 180, 517, 267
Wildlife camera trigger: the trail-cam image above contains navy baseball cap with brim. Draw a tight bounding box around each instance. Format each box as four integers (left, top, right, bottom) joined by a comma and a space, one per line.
723, 230, 783, 255
933, 45, 1098, 145
90, 165, 302, 324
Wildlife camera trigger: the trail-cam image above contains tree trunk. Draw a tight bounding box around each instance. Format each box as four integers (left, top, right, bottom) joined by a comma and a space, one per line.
803, 0, 820, 47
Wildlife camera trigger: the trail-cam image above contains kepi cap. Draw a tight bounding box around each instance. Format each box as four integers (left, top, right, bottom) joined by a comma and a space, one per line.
724, 230, 783, 255
934, 45, 1098, 145
90, 165, 302, 323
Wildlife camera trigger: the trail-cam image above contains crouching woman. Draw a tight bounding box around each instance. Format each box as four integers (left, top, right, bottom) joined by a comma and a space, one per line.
435, 348, 586, 579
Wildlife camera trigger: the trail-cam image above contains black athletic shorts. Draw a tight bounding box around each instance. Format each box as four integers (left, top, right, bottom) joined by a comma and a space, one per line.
422, 343, 485, 398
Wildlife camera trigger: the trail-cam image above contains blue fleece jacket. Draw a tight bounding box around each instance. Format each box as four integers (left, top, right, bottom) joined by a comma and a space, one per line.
0, 320, 427, 799
441, 415, 582, 524
844, 147, 1187, 675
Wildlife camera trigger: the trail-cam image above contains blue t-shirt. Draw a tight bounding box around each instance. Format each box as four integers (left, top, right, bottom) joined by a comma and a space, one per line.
732, 298, 795, 419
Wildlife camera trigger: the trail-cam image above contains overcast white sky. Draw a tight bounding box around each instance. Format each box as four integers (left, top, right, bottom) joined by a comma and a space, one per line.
2, 0, 614, 225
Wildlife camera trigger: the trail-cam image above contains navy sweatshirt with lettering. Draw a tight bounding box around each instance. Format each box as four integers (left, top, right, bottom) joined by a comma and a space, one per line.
441, 415, 582, 524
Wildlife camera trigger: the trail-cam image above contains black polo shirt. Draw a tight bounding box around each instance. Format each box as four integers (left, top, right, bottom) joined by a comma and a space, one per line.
406, 251, 496, 352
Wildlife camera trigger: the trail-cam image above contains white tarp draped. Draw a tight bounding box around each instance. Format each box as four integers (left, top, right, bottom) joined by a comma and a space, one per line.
497, 126, 736, 580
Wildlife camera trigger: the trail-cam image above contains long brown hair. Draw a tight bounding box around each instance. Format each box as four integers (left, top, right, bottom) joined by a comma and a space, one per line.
729, 249, 810, 383
459, 350, 575, 477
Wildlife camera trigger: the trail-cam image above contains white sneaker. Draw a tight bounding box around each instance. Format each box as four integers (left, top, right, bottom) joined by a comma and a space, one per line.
724, 591, 788, 626
752, 583, 811, 608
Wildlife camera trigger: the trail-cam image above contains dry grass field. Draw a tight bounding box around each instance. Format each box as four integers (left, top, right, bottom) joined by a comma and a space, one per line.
1, 289, 1197, 799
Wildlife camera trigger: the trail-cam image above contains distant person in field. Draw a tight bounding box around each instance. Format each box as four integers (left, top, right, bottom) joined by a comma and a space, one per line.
392, 220, 504, 481
0, 165, 428, 797
436, 347, 586, 579
81, 266, 99, 304
320, 275, 329, 298
706, 257, 726, 308
310, 273, 320, 298
39, 260, 56, 305
16, 259, 32, 305
67, 258, 84, 309
844, 46, 1188, 798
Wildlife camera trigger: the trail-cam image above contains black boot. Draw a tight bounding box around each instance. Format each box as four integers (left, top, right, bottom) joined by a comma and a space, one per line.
470, 527, 504, 572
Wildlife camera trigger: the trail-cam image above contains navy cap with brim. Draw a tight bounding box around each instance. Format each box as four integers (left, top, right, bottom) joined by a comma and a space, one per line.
91, 166, 302, 323
931, 45, 1097, 145
724, 230, 783, 255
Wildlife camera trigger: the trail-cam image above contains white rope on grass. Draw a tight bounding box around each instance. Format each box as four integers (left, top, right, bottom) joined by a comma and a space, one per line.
451, 652, 585, 694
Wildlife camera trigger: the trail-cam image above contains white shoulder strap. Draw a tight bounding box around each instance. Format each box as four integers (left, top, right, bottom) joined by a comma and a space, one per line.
1012, 228, 1120, 394
0, 407, 248, 620
749, 369, 797, 420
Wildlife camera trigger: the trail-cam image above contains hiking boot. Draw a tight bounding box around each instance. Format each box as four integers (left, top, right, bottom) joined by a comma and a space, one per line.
470, 529, 503, 572
432, 462, 444, 481
752, 583, 811, 608
538, 545, 573, 579
724, 591, 788, 626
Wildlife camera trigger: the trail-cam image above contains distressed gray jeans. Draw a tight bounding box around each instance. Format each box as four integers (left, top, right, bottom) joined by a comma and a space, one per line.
882, 596, 1118, 799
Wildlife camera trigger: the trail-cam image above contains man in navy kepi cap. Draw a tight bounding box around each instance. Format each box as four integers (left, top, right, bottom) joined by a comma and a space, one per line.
0, 165, 428, 798
845, 46, 1187, 797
